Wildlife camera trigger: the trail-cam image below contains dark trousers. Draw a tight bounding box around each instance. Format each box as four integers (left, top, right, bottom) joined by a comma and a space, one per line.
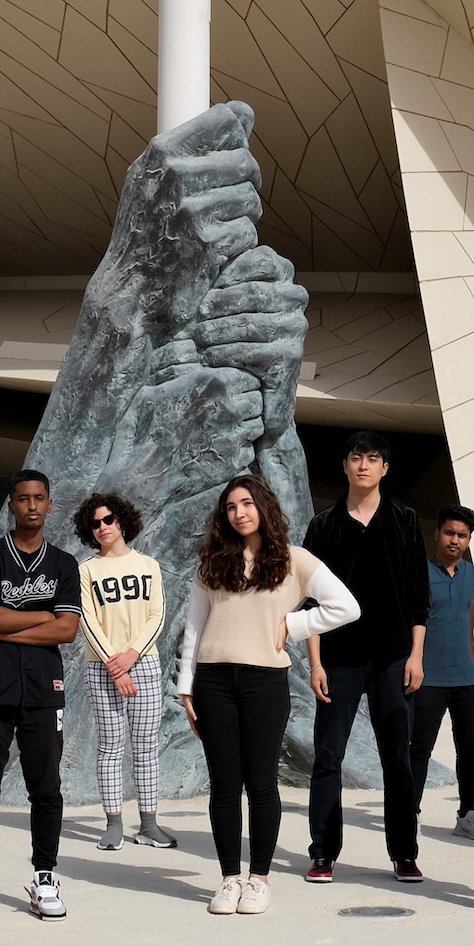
410, 684, 474, 817
193, 663, 290, 876
309, 658, 417, 862
0, 706, 63, 870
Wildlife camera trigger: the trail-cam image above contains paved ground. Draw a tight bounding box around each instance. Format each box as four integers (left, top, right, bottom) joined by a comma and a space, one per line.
1, 719, 472, 946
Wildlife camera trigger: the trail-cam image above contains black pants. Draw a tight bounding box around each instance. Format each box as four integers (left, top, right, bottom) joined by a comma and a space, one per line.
193, 663, 290, 876
309, 659, 417, 862
0, 706, 63, 870
410, 684, 474, 817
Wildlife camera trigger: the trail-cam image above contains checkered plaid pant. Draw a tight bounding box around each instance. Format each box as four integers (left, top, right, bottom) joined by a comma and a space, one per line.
86, 656, 162, 813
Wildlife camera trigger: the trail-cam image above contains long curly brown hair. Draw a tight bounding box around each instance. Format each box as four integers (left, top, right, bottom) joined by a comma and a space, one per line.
74, 493, 142, 550
198, 474, 290, 592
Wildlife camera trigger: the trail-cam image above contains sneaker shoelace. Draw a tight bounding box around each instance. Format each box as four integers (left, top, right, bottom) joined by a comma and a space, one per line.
244, 879, 265, 897
217, 879, 240, 897
36, 883, 60, 898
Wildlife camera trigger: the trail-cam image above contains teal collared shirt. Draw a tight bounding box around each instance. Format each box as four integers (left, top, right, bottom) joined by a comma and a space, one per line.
423, 558, 474, 686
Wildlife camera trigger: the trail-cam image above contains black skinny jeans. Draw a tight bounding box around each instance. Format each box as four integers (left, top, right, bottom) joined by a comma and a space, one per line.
0, 706, 63, 870
309, 658, 417, 863
192, 663, 290, 876
410, 684, 474, 817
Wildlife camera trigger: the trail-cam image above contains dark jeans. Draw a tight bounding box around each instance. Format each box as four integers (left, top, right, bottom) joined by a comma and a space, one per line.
193, 663, 290, 876
410, 684, 474, 817
309, 658, 417, 863
0, 706, 63, 870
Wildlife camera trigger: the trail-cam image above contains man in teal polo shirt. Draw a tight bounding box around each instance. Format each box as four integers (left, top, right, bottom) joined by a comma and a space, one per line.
410, 503, 474, 840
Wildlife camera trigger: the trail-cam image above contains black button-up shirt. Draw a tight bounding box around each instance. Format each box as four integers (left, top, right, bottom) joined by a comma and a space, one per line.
303, 495, 429, 667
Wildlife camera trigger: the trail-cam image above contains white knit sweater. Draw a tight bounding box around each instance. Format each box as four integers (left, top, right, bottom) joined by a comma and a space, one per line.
177, 546, 360, 695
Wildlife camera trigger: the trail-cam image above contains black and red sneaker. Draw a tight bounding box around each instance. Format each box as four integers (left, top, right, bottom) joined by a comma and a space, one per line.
393, 859, 423, 882
306, 858, 334, 883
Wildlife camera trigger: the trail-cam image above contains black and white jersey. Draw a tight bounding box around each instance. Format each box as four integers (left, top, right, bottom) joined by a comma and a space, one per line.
0, 533, 81, 707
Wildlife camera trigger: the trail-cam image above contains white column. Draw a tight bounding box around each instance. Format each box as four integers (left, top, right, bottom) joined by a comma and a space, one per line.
158, 0, 211, 133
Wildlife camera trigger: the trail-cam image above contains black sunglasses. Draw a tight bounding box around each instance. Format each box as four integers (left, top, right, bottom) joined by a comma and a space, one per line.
91, 513, 115, 531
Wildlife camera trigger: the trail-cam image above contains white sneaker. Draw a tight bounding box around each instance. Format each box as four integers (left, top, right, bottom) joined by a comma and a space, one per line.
453, 810, 474, 840
209, 876, 243, 914
237, 877, 271, 914
27, 871, 66, 921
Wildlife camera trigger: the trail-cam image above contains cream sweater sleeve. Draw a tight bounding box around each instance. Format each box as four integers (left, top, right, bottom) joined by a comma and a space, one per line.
285, 561, 361, 642
176, 578, 211, 696
79, 561, 115, 662
127, 558, 166, 656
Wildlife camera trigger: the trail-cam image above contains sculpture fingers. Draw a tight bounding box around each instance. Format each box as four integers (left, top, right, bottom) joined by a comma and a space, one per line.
153, 101, 254, 159
226, 100, 255, 139
150, 340, 199, 381
179, 181, 262, 231
198, 281, 308, 319
168, 148, 261, 196
215, 245, 295, 287
198, 217, 259, 262
196, 310, 306, 350
202, 340, 303, 436
221, 340, 302, 379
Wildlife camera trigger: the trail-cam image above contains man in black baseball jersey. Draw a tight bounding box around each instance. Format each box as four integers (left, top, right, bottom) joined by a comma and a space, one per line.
0, 470, 81, 921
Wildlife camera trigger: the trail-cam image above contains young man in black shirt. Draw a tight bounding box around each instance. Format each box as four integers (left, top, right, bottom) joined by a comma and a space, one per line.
0, 470, 81, 920
304, 431, 429, 883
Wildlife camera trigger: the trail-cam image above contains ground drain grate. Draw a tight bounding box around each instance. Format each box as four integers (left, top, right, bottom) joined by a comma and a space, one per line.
339, 906, 415, 918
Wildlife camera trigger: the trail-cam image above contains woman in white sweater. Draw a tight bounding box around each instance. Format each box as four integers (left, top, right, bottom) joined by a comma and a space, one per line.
177, 474, 360, 915
74, 493, 175, 852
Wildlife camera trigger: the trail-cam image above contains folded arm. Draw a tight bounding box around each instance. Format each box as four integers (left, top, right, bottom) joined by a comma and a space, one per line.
0, 606, 53, 636
0, 610, 79, 645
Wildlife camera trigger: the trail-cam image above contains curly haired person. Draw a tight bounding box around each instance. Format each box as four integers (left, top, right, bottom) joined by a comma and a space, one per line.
74, 493, 175, 851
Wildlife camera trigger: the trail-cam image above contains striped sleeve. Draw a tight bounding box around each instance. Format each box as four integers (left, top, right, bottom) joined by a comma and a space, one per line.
54, 550, 82, 616
127, 558, 166, 656
79, 560, 114, 661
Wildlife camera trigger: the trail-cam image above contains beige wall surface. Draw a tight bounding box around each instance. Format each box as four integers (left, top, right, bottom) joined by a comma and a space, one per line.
0, 281, 82, 391
380, 0, 474, 508
298, 285, 441, 433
